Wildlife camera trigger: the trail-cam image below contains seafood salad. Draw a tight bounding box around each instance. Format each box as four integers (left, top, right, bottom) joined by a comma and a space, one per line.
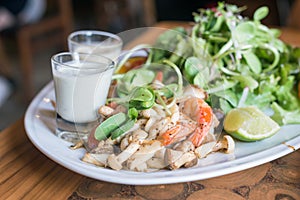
70, 2, 300, 172
80, 64, 235, 172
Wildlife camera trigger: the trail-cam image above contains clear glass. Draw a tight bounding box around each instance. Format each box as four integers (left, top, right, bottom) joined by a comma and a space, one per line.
51, 52, 114, 143
68, 30, 123, 61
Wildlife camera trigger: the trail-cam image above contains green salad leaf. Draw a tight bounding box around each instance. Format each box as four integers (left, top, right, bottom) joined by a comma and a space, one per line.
254, 6, 269, 22
271, 102, 300, 125
116, 68, 155, 97
142, 2, 300, 125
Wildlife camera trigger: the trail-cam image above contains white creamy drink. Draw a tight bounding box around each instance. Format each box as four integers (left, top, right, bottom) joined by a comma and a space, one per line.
53, 60, 114, 123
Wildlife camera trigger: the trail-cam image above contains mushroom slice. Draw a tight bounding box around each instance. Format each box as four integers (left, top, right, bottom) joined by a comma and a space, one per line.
120, 129, 147, 151
174, 140, 195, 152
107, 154, 123, 170
117, 142, 141, 163
144, 116, 160, 132
98, 105, 114, 117
154, 148, 166, 159
169, 152, 197, 170
223, 135, 235, 153
184, 156, 198, 168
107, 130, 148, 170
91, 140, 114, 154
148, 117, 170, 140
153, 106, 166, 118
146, 148, 167, 169
201, 131, 216, 144
140, 108, 158, 119
164, 149, 184, 165
147, 157, 167, 169
212, 135, 235, 154
120, 135, 130, 151
135, 162, 148, 172
132, 129, 148, 141
107, 142, 140, 170
136, 118, 148, 127
169, 103, 180, 124
127, 140, 163, 171
82, 153, 110, 167
194, 141, 217, 158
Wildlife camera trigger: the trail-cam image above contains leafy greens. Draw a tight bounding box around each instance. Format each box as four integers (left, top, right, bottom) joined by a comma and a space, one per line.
137, 2, 300, 125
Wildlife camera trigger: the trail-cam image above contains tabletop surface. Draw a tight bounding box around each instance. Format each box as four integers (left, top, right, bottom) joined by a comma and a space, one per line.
1, 21, 300, 200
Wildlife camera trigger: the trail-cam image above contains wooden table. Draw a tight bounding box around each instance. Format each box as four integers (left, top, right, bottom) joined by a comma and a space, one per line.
1, 22, 300, 200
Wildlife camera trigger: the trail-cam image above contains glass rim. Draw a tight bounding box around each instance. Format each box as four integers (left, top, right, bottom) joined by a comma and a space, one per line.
51, 52, 115, 71
67, 30, 123, 45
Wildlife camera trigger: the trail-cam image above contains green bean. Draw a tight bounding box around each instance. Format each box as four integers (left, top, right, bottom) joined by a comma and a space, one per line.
111, 119, 135, 140
94, 112, 127, 141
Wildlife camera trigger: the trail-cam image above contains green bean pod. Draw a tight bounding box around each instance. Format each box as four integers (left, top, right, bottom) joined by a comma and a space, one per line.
94, 112, 127, 141
111, 119, 135, 139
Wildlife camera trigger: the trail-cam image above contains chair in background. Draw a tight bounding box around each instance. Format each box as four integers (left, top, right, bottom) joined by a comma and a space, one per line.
12, 0, 73, 101
94, 0, 156, 32
287, 0, 300, 29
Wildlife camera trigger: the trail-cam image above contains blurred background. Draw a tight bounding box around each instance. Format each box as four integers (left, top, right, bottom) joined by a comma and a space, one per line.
0, 0, 299, 130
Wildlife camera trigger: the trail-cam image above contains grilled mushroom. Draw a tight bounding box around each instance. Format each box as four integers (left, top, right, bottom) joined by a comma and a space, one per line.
174, 140, 195, 152
194, 141, 217, 158
168, 151, 197, 170
127, 140, 163, 171
107, 142, 141, 170
146, 148, 167, 169
107, 130, 148, 170
98, 105, 114, 118
212, 135, 235, 153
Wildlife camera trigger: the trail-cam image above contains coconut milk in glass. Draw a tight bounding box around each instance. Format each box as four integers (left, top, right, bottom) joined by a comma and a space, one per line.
51, 52, 114, 143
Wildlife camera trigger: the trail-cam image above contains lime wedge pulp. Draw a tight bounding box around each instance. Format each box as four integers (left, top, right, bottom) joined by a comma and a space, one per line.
224, 106, 280, 142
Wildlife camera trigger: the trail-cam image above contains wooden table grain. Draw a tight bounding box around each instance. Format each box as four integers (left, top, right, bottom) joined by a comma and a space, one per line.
1, 22, 300, 200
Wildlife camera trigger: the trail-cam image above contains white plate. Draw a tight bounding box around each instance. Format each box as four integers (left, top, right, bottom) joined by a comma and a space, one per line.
24, 81, 300, 185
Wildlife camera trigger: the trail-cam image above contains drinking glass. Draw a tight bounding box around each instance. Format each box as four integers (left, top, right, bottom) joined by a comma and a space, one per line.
68, 30, 123, 61
51, 52, 114, 143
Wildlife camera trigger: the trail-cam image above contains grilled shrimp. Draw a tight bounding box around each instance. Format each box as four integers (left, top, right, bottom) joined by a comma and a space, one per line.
158, 113, 197, 146
159, 97, 213, 147
180, 97, 213, 147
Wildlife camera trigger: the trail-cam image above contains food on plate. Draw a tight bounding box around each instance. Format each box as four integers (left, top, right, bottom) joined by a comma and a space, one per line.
80, 54, 235, 171
74, 2, 300, 172
83, 77, 234, 171
224, 106, 280, 141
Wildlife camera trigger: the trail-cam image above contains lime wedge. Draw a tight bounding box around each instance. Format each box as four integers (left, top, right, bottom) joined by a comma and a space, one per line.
224, 106, 280, 142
